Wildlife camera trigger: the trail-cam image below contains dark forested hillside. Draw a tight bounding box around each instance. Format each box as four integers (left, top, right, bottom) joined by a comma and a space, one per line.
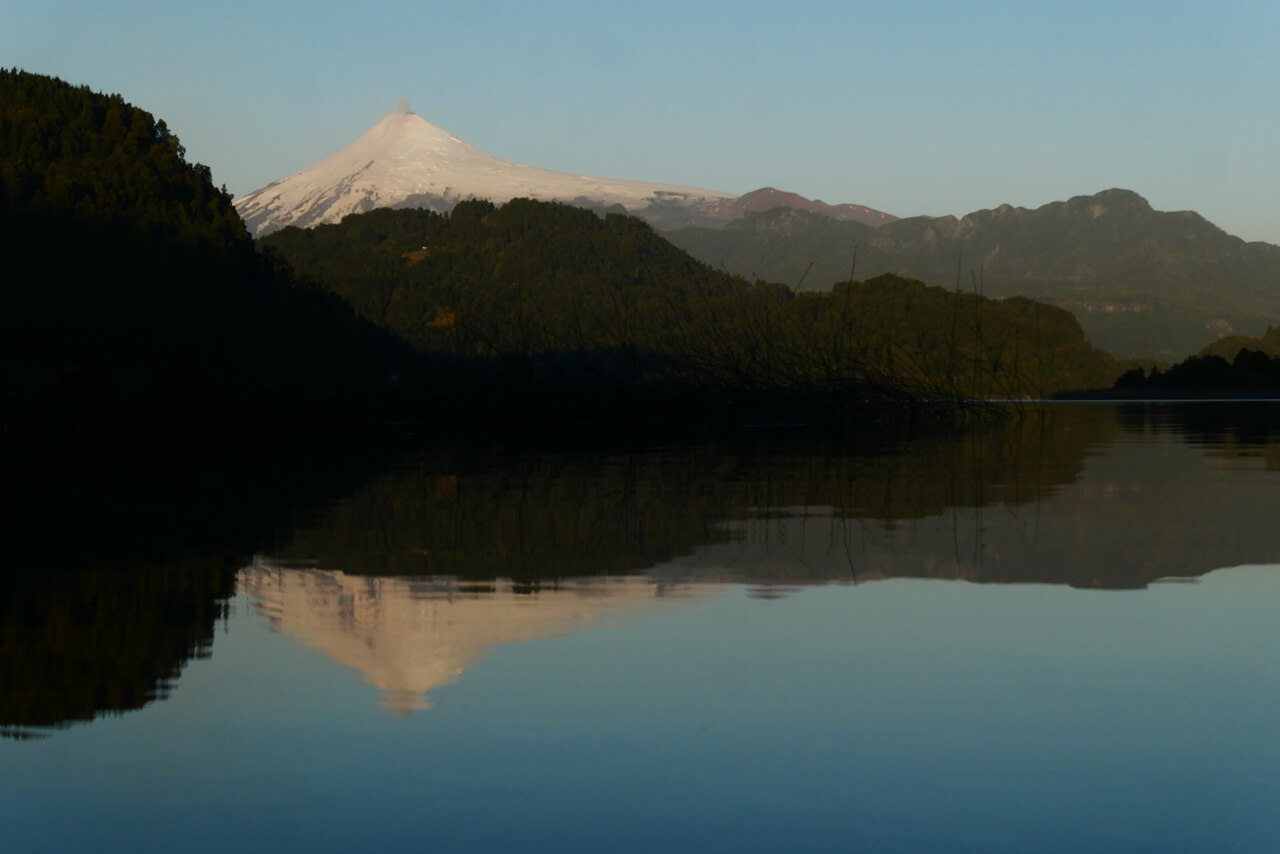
0, 70, 421, 435
262, 199, 742, 355
1104, 325, 1280, 396
0, 70, 247, 251
666, 190, 1280, 360
264, 202, 1120, 401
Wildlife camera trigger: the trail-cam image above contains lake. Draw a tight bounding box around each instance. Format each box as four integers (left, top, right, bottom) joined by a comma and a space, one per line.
5, 402, 1280, 852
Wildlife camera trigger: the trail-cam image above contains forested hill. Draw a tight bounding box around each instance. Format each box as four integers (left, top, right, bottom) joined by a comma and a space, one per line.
261, 198, 743, 349
0, 69, 421, 435
0, 70, 248, 252
263, 201, 1120, 399
664, 190, 1280, 360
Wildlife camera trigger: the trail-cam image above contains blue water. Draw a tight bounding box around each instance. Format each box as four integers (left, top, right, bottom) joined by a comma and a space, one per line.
5, 569, 1278, 853
6, 403, 1280, 852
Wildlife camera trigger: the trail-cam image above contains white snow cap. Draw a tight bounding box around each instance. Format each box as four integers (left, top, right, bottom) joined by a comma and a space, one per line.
234, 112, 736, 235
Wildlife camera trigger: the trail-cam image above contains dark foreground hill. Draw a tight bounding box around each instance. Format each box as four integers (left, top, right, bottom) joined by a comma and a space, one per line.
0, 69, 424, 438
665, 190, 1280, 360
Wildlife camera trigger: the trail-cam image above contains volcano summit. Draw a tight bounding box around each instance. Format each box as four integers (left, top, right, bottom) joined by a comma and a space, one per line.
234, 110, 740, 235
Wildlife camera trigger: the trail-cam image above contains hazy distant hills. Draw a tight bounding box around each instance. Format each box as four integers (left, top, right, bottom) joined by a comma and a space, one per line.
666, 189, 1280, 359
705, 187, 896, 228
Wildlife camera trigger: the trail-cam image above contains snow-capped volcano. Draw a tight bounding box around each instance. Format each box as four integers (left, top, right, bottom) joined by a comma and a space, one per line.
235, 111, 738, 235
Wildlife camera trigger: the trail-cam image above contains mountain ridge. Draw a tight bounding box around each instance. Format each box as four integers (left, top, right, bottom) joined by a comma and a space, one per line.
708, 186, 896, 227
234, 112, 897, 235
664, 188, 1280, 359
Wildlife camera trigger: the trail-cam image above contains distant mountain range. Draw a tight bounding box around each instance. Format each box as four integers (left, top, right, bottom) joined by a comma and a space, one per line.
665, 189, 1280, 359
235, 112, 1280, 360
234, 111, 895, 235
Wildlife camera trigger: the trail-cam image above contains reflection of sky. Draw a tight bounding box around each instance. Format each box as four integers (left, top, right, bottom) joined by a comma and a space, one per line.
4, 566, 1280, 852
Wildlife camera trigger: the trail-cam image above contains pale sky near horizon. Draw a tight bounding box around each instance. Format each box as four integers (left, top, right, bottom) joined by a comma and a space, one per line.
4, 0, 1278, 241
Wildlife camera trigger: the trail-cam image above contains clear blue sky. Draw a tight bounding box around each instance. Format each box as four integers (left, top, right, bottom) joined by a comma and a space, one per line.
5, 0, 1278, 241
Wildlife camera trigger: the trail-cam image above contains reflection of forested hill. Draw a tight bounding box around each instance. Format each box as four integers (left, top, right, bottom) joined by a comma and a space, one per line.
672, 402, 1280, 590
0, 560, 235, 737
268, 407, 1110, 580
14, 403, 1280, 734
268, 404, 1280, 591
1118, 402, 1280, 473
0, 438, 408, 736
1116, 401, 1280, 444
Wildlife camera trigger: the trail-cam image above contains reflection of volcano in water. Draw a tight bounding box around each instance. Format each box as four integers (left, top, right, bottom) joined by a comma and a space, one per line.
238, 563, 700, 714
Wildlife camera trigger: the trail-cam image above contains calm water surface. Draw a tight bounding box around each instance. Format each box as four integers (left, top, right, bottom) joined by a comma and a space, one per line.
5, 403, 1280, 852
